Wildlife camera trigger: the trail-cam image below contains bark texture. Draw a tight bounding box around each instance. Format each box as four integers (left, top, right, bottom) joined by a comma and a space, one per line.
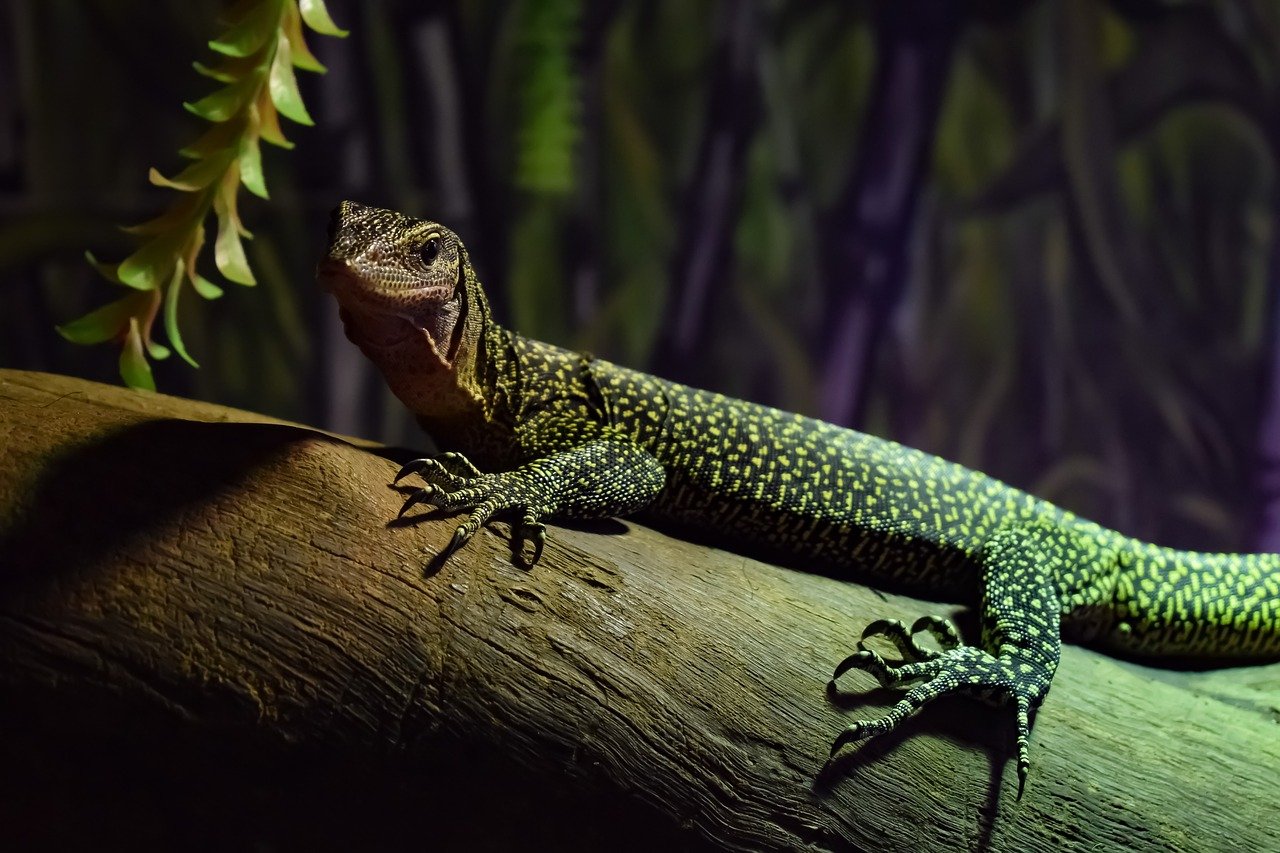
0, 368, 1277, 851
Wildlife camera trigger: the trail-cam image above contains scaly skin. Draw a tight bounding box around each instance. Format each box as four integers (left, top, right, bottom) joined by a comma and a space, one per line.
318, 201, 1280, 797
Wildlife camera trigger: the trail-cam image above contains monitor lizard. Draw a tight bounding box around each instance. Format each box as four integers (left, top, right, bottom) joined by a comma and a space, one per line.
317, 200, 1280, 798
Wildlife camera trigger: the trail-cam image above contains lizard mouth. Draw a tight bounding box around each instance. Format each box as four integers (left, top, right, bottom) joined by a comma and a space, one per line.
316, 258, 454, 302
318, 257, 467, 359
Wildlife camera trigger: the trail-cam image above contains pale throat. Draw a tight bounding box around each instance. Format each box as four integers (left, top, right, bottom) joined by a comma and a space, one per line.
342, 305, 486, 426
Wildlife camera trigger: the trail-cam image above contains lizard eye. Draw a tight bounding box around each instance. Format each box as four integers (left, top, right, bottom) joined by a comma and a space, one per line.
419, 237, 440, 265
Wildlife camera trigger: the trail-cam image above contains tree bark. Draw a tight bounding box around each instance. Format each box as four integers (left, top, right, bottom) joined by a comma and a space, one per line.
0, 368, 1277, 851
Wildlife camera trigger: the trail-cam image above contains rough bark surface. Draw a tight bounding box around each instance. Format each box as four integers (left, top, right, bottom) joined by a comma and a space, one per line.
0, 368, 1277, 851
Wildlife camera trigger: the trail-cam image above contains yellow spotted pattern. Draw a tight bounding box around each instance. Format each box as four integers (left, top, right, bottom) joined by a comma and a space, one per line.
495, 336, 1280, 792
502, 340, 1280, 661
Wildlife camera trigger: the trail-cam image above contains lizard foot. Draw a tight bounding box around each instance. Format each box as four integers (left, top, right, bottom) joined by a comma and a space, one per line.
396, 466, 553, 566
829, 622, 1046, 799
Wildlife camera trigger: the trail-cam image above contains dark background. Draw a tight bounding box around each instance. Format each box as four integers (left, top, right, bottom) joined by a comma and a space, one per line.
4, 0, 1280, 555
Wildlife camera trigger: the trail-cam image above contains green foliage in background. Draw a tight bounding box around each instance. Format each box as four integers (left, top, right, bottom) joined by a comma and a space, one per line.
899, 0, 1276, 550
56, 0, 346, 390
499, 0, 1276, 551
512, 0, 582, 193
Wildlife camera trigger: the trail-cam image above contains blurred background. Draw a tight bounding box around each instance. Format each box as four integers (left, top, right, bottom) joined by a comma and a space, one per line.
3, 0, 1280, 555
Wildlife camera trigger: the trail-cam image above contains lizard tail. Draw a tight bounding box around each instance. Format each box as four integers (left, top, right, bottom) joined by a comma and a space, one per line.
1099, 541, 1280, 660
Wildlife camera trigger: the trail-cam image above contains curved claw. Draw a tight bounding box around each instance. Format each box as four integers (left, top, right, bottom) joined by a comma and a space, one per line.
828, 632, 1047, 797
440, 525, 471, 561
526, 527, 546, 566
859, 618, 922, 659
860, 616, 960, 663
861, 618, 897, 641
398, 485, 436, 518
910, 615, 961, 651
394, 459, 430, 484
830, 649, 874, 683
516, 519, 547, 567
829, 723, 864, 756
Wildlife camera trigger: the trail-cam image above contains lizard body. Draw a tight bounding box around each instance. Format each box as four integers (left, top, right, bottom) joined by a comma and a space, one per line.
318, 201, 1280, 796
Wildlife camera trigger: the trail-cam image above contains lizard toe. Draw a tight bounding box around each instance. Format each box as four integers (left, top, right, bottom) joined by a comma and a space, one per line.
515, 511, 548, 567
395, 457, 471, 489
860, 618, 938, 662
394, 458, 431, 484
433, 451, 483, 478
910, 615, 962, 652
398, 485, 436, 517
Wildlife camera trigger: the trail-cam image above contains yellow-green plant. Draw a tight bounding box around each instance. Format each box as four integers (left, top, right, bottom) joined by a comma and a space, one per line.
57, 0, 347, 390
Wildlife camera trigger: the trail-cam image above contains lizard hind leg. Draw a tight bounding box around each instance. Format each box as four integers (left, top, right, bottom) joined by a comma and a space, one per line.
828, 521, 1077, 799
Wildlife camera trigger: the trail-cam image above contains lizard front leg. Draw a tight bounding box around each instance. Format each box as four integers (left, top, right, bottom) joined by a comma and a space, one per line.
395, 429, 665, 566
829, 521, 1107, 798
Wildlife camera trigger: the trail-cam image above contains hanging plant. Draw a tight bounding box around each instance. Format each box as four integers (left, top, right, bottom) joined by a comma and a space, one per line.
57, 0, 347, 390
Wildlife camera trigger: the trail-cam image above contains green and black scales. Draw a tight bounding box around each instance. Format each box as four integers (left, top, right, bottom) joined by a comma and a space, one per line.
321, 201, 1280, 796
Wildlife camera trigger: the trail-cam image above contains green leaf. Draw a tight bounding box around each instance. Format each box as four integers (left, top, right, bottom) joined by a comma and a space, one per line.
193, 60, 236, 83
121, 195, 205, 237
84, 251, 123, 284
178, 117, 244, 160
209, 0, 285, 57
268, 30, 315, 125
215, 223, 254, 284
75, 0, 349, 390
148, 148, 235, 191
56, 291, 152, 344
120, 318, 157, 392
118, 234, 181, 290
191, 273, 225, 300
299, 0, 349, 37
184, 73, 263, 122
238, 131, 268, 198
166, 261, 200, 368
282, 1, 326, 72
192, 53, 262, 84
213, 181, 256, 285
256, 92, 294, 148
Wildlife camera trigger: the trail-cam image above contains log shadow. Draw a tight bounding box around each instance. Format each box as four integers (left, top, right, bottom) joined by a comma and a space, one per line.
0, 418, 360, 595
816, 685, 1021, 839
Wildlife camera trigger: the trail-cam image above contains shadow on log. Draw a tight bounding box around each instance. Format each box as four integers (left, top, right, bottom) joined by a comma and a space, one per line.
0, 369, 1277, 851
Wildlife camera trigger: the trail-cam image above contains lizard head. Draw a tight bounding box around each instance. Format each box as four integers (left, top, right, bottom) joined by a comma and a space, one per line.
317, 200, 473, 367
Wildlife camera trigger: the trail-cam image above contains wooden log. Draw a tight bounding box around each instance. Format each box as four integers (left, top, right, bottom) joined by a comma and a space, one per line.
0, 368, 1276, 851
